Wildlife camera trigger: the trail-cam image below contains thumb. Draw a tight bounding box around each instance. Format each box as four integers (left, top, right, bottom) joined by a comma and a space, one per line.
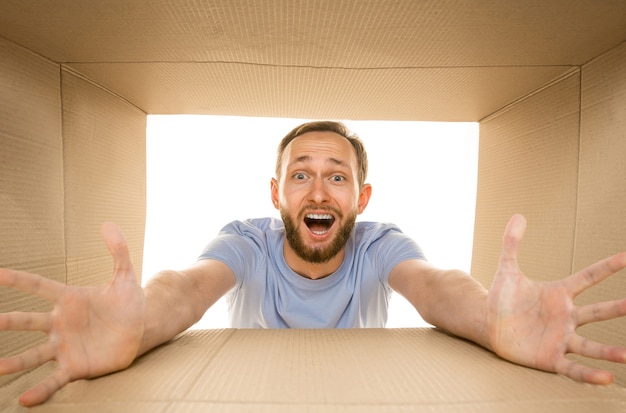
499, 214, 527, 266
491, 214, 529, 300
101, 222, 134, 277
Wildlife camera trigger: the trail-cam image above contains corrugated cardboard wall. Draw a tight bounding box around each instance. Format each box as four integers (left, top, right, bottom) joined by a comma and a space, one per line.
572, 41, 626, 383
472, 71, 581, 283
472, 42, 626, 384
0, 38, 147, 386
0, 38, 64, 388
61, 70, 146, 287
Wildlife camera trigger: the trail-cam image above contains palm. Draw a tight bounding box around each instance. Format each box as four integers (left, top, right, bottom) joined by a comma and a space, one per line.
0, 223, 145, 406
488, 261, 575, 373
51, 269, 144, 379
487, 214, 626, 384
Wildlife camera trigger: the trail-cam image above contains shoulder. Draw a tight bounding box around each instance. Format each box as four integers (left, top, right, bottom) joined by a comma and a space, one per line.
219, 217, 284, 235
199, 218, 283, 281
215, 217, 284, 246
353, 221, 426, 260
354, 221, 408, 243
200, 217, 283, 258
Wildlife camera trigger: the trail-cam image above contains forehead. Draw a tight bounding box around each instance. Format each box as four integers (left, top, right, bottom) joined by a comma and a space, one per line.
283, 131, 357, 165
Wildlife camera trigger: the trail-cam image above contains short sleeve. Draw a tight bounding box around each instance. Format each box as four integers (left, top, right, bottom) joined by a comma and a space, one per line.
356, 223, 427, 285
198, 220, 269, 288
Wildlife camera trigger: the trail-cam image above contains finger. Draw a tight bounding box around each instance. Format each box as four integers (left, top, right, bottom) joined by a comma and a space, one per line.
568, 335, 626, 363
0, 343, 55, 375
0, 268, 65, 303
0, 312, 51, 332
499, 214, 527, 265
101, 222, 134, 276
553, 356, 614, 385
577, 297, 626, 326
19, 368, 71, 407
565, 252, 626, 297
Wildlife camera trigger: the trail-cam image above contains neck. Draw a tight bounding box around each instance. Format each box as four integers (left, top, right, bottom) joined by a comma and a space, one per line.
283, 243, 345, 280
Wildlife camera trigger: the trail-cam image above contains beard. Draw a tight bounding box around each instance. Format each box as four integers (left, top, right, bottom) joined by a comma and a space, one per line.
281, 207, 356, 264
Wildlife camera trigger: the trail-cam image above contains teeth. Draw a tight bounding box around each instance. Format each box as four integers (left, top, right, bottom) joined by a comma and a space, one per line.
306, 214, 333, 220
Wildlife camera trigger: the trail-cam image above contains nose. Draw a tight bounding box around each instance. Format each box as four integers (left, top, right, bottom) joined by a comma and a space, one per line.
308, 177, 330, 204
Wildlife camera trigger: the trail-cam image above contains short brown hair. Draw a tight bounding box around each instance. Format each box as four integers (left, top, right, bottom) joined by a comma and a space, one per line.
275, 121, 368, 188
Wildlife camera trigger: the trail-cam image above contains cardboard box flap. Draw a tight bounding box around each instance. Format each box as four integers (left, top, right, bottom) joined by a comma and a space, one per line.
1, 0, 625, 120
2, 329, 621, 413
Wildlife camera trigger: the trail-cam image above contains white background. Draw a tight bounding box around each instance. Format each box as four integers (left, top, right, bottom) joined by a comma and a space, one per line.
142, 116, 479, 328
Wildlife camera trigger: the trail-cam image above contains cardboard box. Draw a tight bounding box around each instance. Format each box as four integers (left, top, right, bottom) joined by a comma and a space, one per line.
1, 1, 625, 411
1, 329, 624, 412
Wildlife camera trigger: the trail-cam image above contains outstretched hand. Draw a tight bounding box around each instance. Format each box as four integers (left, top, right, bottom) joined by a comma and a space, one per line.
0, 223, 145, 406
488, 214, 626, 383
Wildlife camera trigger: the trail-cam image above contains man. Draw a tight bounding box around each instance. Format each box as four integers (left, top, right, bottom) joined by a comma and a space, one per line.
1, 121, 626, 407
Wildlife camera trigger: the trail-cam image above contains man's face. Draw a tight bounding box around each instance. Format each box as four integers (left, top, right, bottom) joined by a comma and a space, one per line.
271, 131, 371, 264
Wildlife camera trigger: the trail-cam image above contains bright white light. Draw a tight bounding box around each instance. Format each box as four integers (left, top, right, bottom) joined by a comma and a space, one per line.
143, 116, 479, 329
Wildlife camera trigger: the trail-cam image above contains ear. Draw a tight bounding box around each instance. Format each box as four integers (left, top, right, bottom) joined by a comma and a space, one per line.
270, 178, 280, 210
357, 183, 372, 214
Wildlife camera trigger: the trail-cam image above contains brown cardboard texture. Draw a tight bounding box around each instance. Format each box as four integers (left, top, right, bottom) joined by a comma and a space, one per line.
1, 329, 624, 412
1, 0, 626, 411
1, 1, 625, 121
0, 38, 64, 390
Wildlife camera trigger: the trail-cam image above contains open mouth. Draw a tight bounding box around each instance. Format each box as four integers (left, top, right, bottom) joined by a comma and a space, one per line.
304, 213, 335, 235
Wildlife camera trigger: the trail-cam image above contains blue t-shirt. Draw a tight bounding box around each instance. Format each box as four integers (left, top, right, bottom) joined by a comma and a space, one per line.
198, 218, 426, 328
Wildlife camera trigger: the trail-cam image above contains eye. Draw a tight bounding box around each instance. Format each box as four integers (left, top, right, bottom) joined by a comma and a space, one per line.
331, 175, 346, 183
293, 172, 307, 180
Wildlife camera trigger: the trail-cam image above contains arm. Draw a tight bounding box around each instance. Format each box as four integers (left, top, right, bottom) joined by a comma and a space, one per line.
0, 222, 234, 406
389, 259, 492, 351
390, 214, 626, 384
139, 259, 235, 356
